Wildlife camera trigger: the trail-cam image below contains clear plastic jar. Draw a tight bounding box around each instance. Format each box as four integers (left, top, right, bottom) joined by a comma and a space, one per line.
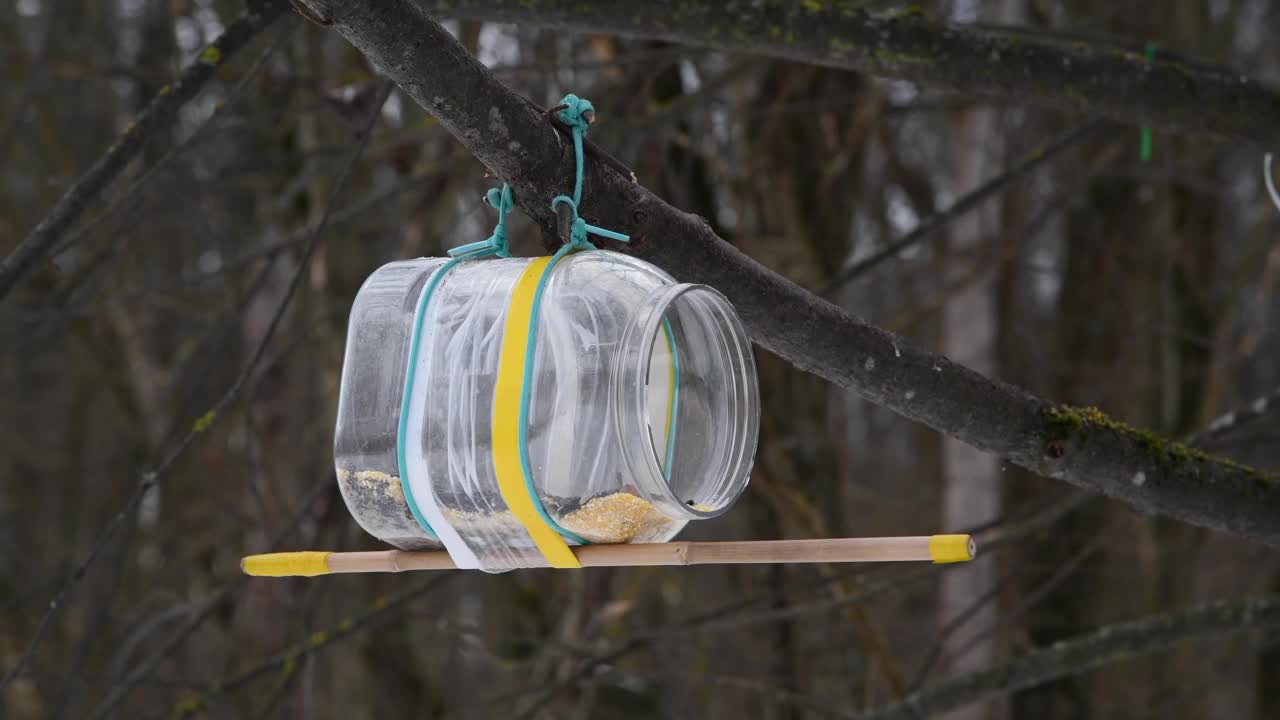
334, 250, 759, 570
333, 257, 448, 550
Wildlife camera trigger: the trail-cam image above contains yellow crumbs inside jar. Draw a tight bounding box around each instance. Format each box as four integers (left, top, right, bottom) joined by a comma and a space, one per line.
559, 493, 672, 544
341, 469, 405, 502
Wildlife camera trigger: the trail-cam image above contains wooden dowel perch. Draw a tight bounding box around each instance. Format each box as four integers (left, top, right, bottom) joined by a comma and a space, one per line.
242, 535, 975, 577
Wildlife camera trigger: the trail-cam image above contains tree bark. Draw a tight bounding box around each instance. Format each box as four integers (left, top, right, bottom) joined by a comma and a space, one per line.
409, 0, 1280, 148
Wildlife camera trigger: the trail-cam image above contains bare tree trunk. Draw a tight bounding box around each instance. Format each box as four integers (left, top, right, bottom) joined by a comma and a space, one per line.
937, 3, 1021, 718
936, 116, 1005, 719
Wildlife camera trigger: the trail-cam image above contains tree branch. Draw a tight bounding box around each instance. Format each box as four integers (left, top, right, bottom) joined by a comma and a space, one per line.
0, 0, 290, 303
174, 575, 452, 718
411, 0, 1280, 148
858, 596, 1280, 720
302, 0, 1280, 546
822, 121, 1100, 296
1186, 384, 1280, 450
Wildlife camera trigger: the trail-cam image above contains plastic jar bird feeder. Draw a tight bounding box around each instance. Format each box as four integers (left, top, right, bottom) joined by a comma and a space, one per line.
332, 250, 759, 571
240, 94, 974, 579
240, 249, 977, 576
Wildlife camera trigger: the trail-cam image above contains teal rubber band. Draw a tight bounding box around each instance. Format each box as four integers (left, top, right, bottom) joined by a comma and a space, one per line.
396, 257, 469, 539
513, 250, 681, 540
517, 244, 591, 545
661, 317, 679, 477
493, 93, 644, 543
396, 184, 511, 539
406, 250, 679, 543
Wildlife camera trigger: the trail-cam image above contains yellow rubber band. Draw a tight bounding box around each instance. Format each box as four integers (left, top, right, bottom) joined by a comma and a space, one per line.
928, 535, 975, 564
241, 551, 332, 577
493, 257, 582, 568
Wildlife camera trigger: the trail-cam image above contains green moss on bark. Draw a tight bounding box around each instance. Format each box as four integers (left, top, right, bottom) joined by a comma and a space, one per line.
1045, 405, 1272, 481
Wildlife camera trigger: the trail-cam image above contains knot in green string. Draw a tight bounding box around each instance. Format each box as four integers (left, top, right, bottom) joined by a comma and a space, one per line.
549, 93, 628, 252
455, 93, 627, 259
485, 186, 514, 215
556, 94, 595, 135
449, 184, 514, 259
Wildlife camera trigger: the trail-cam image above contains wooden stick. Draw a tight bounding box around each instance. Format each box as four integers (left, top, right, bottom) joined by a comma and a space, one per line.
241, 535, 975, 577
554, 200, 574, 244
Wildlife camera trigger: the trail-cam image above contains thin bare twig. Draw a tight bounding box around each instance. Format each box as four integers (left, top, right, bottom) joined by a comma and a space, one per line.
175, 575, 452, 717
287, 0, 333, 26
0, 0, 290, 303
86, 478, 339, 720
822, 122, 1100, 296
503, 492, 1095, 718
1185, 384, 1280, 449
53, 18, 296, 259
909, 535, 1105, 690
0, 81, 392, 698
858, 597, 1280, 720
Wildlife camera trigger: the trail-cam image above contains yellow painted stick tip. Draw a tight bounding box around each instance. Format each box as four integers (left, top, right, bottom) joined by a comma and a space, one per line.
929, 535, 975, 564
241, 551, 333, 577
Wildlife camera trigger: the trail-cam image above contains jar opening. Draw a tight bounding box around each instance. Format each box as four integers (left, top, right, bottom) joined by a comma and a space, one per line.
614, 283, 758, 521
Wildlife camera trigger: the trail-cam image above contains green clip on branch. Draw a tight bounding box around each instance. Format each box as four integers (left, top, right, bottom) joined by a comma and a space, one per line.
1139, 42, 1157, 162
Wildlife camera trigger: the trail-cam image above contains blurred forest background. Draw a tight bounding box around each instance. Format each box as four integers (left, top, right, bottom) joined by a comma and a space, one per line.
3, 0, 1280, 718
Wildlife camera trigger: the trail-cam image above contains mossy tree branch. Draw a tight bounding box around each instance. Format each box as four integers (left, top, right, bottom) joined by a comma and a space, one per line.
860, 596, 1280, 720
301, 0, 1280, 545
411, 0, 1280, 148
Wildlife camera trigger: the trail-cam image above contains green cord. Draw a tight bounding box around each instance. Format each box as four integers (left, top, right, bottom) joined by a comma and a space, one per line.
1140, 42, 1157, 162
396, 258, 462, 539
551, 94, 630, 250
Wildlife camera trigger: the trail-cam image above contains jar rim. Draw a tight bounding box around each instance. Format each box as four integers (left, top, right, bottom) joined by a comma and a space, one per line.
612, 282, 758, 522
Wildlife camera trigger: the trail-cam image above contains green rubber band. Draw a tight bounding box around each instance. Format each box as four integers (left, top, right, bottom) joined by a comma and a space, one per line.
517, 245, 591, 545
396, 257, 466, 539
661, 317, 680, 477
